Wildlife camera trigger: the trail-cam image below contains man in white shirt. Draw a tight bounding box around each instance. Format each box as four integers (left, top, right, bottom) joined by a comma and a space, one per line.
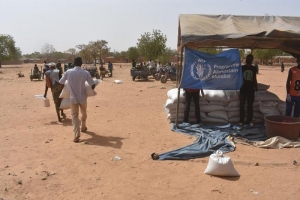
59, 57, 95, 143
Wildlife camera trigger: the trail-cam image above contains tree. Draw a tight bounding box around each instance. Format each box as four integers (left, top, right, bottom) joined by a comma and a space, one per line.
76, 44, 92, 64
157, 47, 177, 64
87, 40, 110, 64
127, 47, 139, 61
253, 49, 285, 64
137, 29, 167, 61
41, 43, 56, 60
65, 48, 77, 60
0, 34, 22, 67
23, 51, 41, 59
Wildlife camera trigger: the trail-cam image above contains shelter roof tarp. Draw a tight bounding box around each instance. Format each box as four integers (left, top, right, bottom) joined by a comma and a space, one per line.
178, 14, 300, 55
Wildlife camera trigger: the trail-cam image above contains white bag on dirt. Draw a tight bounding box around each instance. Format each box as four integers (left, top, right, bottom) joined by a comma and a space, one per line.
204, 150, 239, 177
60, 98, 71, 110
114, 80, 123, 84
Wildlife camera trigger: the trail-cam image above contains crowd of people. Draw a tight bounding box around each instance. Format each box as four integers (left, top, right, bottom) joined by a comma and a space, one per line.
33, 54, 300, 142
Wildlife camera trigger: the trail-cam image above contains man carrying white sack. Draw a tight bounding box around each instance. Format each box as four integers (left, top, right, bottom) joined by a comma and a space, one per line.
59, 57, 95, 143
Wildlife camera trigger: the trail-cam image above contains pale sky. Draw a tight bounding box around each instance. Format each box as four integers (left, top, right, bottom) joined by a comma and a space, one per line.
1, 0, 299, 54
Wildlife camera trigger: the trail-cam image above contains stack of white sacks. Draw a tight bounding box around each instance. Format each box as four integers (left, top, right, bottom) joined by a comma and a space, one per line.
165, 83, 286, 124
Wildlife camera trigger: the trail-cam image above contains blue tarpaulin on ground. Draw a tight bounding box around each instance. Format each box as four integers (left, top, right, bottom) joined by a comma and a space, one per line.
155, 123, 267, 160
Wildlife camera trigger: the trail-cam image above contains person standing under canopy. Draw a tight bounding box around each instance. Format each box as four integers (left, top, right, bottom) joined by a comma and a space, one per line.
285, 57, 300, 117
239, 54, 258, 127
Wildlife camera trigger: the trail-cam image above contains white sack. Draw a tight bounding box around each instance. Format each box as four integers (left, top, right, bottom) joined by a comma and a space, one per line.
60, 98, 71, 110
203, 90, 228, 102
114, 80, 123, 84
258, 101, 281, 117
207, 111, 228, 121
59, 79, 98, 98
228, 100, 240, 107
257, 83, 270, 91
204, 150, 239, 177
255, 91, 280, 102
278, 101, 286, 116
201, 105, 226, 112
224, 90, 240, 102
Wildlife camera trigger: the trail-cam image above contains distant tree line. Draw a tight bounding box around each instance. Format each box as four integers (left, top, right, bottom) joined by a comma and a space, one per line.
1, 33, 292, 67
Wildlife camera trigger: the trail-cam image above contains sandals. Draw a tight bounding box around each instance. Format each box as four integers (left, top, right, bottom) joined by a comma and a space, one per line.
73, 137, 80, 143
81, 127, 88, 132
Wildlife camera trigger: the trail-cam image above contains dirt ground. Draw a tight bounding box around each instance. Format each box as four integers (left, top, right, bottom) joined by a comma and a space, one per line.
0, 63, 299, 200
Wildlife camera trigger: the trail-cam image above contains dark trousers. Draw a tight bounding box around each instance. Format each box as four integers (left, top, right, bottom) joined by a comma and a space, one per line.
239, 90, 255, 124
184, 91, 201, 123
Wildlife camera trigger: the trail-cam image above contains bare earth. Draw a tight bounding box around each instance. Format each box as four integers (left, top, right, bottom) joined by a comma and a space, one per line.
0, 63, 299, 200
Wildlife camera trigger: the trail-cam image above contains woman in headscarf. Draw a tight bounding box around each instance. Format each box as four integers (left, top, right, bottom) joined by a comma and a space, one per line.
44, 63, 65, 122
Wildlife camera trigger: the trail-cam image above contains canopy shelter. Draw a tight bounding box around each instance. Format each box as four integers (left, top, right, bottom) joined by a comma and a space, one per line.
177, 14, 300, 56
175, 14, 300, 126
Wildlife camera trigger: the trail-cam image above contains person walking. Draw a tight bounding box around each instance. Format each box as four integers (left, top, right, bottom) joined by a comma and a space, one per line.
108, 61, 113, 77
183, 88, 201, 124
42, 61, 50, 79
59, 57, 95, 143
281, 61, 285, 72
239, 54, 258, 127
285, 57, 300, 117
44, 63, 65, 122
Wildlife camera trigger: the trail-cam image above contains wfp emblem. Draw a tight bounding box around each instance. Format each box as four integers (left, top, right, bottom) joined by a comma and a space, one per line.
190, 61, 212, 81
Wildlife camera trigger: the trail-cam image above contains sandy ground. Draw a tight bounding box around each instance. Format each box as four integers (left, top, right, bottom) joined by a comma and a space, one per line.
0, 63, 299, 200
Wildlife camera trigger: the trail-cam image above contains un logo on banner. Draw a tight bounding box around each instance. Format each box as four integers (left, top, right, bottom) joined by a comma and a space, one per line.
190, 60, 212, 81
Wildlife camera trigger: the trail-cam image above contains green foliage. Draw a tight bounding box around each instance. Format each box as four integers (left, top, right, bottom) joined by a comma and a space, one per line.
0, 34, 22, 62
127, 47, 139, 61
157, 47, 178, 64
76, 44, 92, 64
252, 49, 286, 63
23, 51, 41, 59
87, 40, 110, 64
137, 29, 167, 61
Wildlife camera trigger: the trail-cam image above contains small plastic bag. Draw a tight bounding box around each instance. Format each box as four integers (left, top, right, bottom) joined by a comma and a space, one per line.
43, 97, 50, 107
204, 150, 239, 176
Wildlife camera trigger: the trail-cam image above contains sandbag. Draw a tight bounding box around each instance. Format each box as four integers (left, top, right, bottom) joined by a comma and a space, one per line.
202, 90, 228, 102
207, 111, 228, 121
258, 101, 281, 117
228, 100, 239, 107
278, 101, 286, 116
224, 90, 240, 102
60, 98, 71, 110
257, 83, 270, 91
168, 89, 186, 103
208, 101, 228, 106
201, 105, 226, 113
255, 91, 280, 102
204, 150, 239, 177
228, 111, 240, 118
59, 80, 98, 98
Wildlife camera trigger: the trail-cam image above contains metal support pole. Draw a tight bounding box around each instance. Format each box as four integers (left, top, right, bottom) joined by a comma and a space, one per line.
175, 47, 184, 127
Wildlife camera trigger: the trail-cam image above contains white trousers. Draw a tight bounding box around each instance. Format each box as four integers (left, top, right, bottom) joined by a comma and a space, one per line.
71, 102, 87, 138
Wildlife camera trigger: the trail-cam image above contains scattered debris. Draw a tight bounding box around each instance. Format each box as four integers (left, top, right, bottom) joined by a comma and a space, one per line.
111, 156, 122, 161
250, 189, 259, 195
96, 177, 101, 181
254, 162, 259, 166
160, 86, 166, 89
293, 160, 297, 165
211, 189, 222, 193
5, 165, 9, 168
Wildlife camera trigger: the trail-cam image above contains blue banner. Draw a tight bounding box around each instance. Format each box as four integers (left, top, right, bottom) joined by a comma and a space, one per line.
180, 47, 243, 90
